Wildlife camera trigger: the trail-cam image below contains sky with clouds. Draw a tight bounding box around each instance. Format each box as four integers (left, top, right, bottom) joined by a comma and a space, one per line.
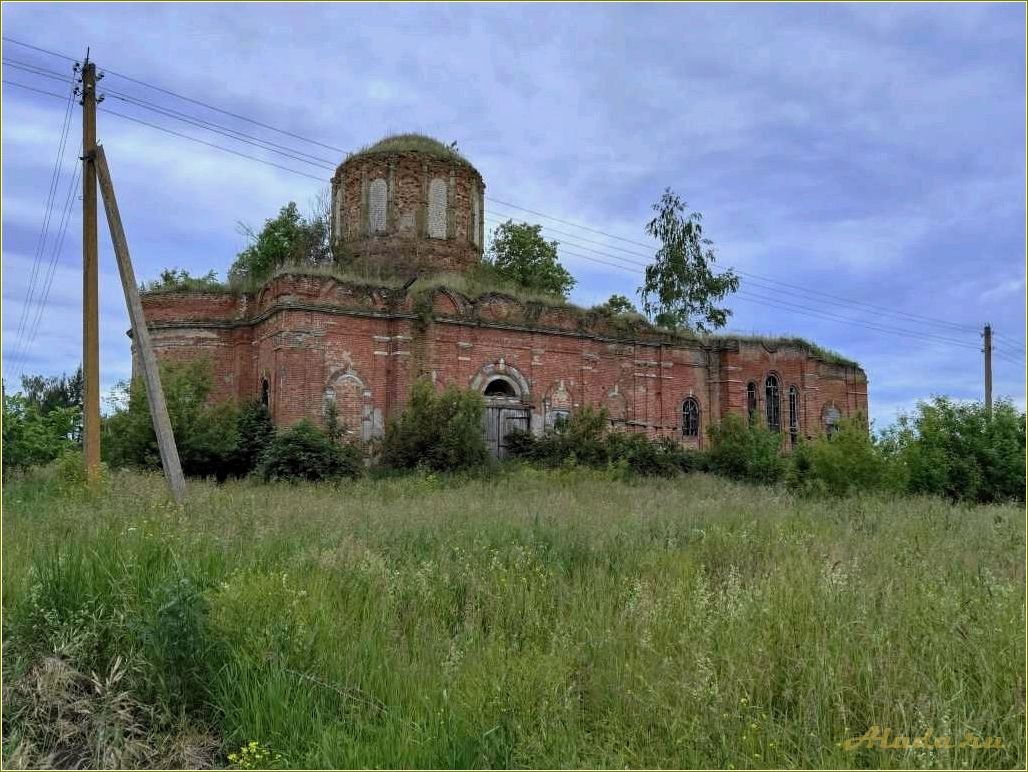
2, 2, 1025, 426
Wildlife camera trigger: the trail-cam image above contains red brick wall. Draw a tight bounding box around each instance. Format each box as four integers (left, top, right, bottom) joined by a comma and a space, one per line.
332, 151, 484, 275
140, 276, 869, 447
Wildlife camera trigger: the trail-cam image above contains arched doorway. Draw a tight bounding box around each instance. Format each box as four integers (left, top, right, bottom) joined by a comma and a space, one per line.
475, 369, 531, 460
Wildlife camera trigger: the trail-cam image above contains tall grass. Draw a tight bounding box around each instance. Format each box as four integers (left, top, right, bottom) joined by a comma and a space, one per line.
2, 467, 1024, 769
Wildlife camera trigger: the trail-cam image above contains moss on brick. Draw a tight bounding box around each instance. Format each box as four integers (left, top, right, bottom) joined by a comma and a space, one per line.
345, 133, 477, 171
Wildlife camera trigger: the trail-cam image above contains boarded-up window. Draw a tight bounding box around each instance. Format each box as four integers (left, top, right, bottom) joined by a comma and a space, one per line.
369, 178, 387, 234
471, 187, 480, 246
428, 178, 447, 238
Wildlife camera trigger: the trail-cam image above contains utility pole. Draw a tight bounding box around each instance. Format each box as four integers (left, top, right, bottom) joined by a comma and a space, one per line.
81, 53, 101, 480
94, 145, 186, 503
983, 323, 993, 419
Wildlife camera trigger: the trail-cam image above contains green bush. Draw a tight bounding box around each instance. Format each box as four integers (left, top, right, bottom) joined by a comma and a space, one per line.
379, 380, 490, 472
258, 421, 363, 482
786, 415, 888, 497
705, 413, 785, 484
2, 392, 80, 476
879, 397, 1025, 504
103, 360, 240, 479
508, 407, 698, 477
230, 400, 276, 476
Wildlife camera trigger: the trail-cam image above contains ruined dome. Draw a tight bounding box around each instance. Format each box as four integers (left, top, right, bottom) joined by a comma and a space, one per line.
331, 133, 485, 276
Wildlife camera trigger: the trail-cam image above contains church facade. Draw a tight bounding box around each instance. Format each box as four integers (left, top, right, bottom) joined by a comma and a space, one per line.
138, 136, 868, 456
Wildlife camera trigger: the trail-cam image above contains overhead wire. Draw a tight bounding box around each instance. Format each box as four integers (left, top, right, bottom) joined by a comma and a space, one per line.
3, 43, 1016, 367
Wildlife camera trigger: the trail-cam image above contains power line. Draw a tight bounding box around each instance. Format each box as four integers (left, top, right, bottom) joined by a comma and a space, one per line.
16, 162, 81, 382
1, 57, 1000, 362
3, 34, 348, 155
9, 66, 77, 375
2, 37, 995, 339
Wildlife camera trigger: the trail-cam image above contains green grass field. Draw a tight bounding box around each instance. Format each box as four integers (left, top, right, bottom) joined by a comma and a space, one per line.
2, 467, 1024, 769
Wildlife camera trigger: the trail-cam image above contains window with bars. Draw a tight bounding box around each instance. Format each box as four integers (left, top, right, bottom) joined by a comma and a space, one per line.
788, 385, 799, 446
746, 382, 757, 423
765, 374, 781, 432
682, 397, 700, 437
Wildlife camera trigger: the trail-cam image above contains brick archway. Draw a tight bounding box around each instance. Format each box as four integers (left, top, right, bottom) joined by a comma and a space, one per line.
469, 360, 531, 401
324, 367, 373, 441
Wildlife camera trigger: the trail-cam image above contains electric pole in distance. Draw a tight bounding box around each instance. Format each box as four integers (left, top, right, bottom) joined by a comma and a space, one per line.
81, 51, 102, 479
983, 323, 993, 419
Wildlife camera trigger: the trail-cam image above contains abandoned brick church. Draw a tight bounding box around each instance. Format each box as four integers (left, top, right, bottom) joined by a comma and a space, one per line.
139, 136, 869, 457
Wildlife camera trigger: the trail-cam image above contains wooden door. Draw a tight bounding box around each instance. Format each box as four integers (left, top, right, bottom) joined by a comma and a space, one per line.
484, 403, 530, 459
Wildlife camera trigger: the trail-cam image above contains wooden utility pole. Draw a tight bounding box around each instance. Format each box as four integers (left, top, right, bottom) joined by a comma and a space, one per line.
81, 55, 101, 479
984, 323, 993, 419
94, 145, 187, 503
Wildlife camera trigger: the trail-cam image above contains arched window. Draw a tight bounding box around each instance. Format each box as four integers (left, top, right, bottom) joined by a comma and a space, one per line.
823, 405, 842, 438
746, 382, 757, 423
260, 378, 270, 408
369, 178, 387, 234
765, 374, 781, 432
788, 385, 800, 446
682, 397, 700, 438
428, 178, 447, 238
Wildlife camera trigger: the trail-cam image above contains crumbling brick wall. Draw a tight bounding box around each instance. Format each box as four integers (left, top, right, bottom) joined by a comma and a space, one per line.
140, 275, 870, 449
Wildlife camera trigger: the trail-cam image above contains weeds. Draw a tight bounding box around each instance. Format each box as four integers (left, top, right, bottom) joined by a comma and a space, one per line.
2, 468, 1024, 769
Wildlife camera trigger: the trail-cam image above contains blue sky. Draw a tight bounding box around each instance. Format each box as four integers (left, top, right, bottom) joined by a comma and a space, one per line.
2, 2, 1025, 426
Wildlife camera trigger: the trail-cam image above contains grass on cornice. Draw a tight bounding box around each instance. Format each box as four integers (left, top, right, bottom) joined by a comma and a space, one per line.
345, 133, 474, 167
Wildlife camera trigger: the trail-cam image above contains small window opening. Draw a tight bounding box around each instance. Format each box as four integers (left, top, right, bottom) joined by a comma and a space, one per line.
260, 378, 270, 408
682, 397, 700, 438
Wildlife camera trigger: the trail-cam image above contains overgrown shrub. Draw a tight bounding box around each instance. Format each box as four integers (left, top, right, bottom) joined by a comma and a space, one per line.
2, 392, 80, 476
103, 360, 240, 479
508, 407, 698, 477
379, 380, 489, 472
257, 421, 363, 482
230, 401, 275, 476
705, 413, 785, 484
879, 396, 1025, 503
786, 415, 889, 497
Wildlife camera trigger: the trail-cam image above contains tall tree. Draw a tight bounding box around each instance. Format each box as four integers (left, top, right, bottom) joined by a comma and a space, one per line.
228, 202, 331, 287
640, 189, 739, 332
486, 220, 576, 297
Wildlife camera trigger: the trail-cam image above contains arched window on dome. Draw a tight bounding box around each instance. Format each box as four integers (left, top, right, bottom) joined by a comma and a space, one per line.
682, 397, 700, 438
765, 374, 781, 432
428, 178, 447, 239
369, 178, 387, 234
471, 188, 481, 246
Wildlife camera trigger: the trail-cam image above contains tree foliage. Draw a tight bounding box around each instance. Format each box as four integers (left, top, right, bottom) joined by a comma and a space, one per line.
705, 413, 785, 484
228, 202, 331, 288
597, 294, 638, 317
2, 393, 81, 476
103, 361, 245, 476
486, 220, 576, 298
640, 188, 739, 332
879, 396, 1025, 503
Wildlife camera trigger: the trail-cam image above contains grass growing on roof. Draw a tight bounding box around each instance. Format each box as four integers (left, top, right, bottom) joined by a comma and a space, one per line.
345, 133, 475, 168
